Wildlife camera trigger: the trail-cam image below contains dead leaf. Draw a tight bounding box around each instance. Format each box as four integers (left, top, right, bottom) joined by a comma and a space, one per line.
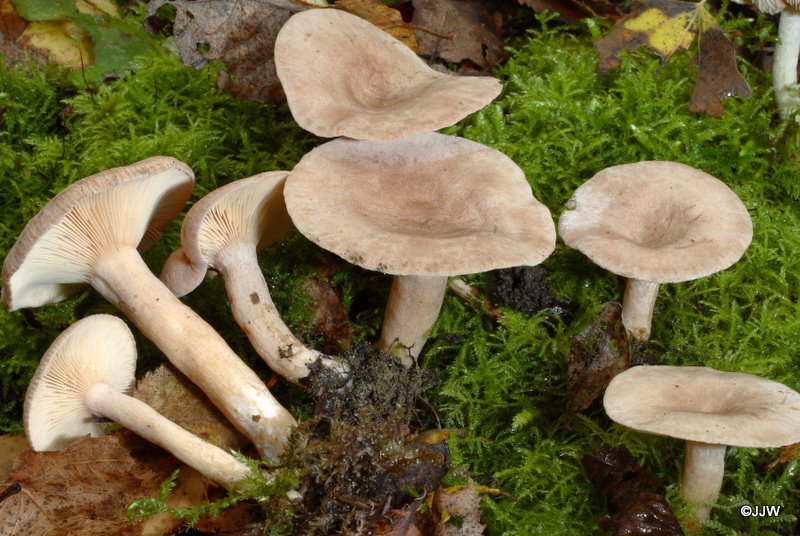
582, 444, 684, 535
302, 277, 353, 354
768, 442, 800, 470
566, 301, 630, 412
0, 435, 28, 481
335, 0, 417, 51
0, 0, 30, 64
433, 480, 486, 536
595, 0, 749, 116
689, 24, 751, 117
412, 0, 507, 71
134, 363, 249, 453
145, 0, 304, 103
0, 431, 188, 535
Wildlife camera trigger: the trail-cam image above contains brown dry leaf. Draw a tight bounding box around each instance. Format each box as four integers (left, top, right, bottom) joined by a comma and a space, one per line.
768, 442, 800, 470
302, 276, 354, 354
0, 435, 28, 481
0, 0, 30, 64
595, 0, 749, 116
412, 0, 507, 71
0, 431, 187, 535
689, 24, 751, 117
566, 301, 630, 412
335, 0, 417, 51
583, 444, 684, 535
134, 363, 249, 453
434, 480, 485, 536
145, 0, 306, 103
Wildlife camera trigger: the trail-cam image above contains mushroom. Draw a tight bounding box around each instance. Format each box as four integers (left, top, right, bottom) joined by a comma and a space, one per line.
274, 8, 502, 140
160, 171, 346, 382
2, 157, 296, 459
558, 161, 752, 342
284, 133, 556, 365
24, 314, 252, 487
603, 365, 800, 522
733, 0, 800, 119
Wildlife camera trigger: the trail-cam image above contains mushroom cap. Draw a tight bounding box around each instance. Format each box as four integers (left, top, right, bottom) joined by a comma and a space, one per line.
2, 157, 195, 310
604, 365, 800, 448
274, 8, 502, 140
558, 161, 752, 284
284, 133, 556, 276
24, 314, 137, 451
160, 171, 291, 297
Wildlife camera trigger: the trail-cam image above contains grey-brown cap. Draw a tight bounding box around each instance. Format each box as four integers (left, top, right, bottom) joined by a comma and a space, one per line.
274, 8, 502, 140
24, 314, 136, 451
284, 133, 556, 276
558, 161, 752, 284
161, 171, 290, 297
604, 365, 800, 448
2, 157, 194, 310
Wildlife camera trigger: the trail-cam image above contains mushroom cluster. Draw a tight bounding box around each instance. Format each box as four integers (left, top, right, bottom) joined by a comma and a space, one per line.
2, 6, 792, 533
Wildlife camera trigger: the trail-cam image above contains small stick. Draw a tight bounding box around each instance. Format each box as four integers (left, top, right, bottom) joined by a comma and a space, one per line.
448, 279, 503, 320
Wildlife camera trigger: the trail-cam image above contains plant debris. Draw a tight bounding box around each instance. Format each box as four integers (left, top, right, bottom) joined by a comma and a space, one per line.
412, 0, 507, 71
145, 0, 298, 103
286, 343, 448, 535
595, 0, 750, 117
566, 302, 630, 412
582, 444, 684, 535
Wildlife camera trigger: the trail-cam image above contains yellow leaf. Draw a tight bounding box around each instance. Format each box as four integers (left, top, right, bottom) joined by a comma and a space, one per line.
18, 20, 94, 66
623, 8, 696, 55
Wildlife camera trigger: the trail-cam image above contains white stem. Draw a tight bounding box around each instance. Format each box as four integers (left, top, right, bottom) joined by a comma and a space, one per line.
621, 278, 660, 342
217, 243, 347, 383
775, 10, 800, 120
86, 384, 251, 486
91, 247, 296, 460
378, 275, 448, 366
682, 441, 727, 522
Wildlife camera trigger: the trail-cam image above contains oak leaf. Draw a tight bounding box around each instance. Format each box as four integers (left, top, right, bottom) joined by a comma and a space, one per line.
595, 0, 750, 117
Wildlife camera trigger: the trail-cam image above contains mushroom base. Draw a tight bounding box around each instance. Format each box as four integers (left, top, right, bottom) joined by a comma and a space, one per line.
682, 441, 727, 523
378, 274, 448, 366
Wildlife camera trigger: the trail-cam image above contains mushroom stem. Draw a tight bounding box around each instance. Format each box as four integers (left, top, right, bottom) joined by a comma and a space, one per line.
85, 383, 251, 487
620, 278, 659, 342
378, 275, 448, 366
775, 9, 800, 120
91, 247, 296, 460
682, 441, 727, 522
217, 243, 347, 382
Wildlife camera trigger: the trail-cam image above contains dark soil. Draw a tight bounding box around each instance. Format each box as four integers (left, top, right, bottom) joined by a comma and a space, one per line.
285, 344, 448, 535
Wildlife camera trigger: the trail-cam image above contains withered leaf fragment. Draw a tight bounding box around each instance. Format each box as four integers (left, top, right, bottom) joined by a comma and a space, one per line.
566, 302, 630, 412
595, 0, 749, 116
336, 0, 417, 51
689, 24, 751, 117
0, 431, 184, 535
582, 444, 684, 536
412, 0, 507, 70
145, 0, 303, 103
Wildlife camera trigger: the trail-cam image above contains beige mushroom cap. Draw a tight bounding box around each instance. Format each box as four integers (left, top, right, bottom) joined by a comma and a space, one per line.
604, 366, 800, 448
2, 157, 194, 310
284, 133, 556, 276
274, 9, 502, 140
161, 172, 291, 297
558, 161, 752, 284
24, 314, 136, 451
